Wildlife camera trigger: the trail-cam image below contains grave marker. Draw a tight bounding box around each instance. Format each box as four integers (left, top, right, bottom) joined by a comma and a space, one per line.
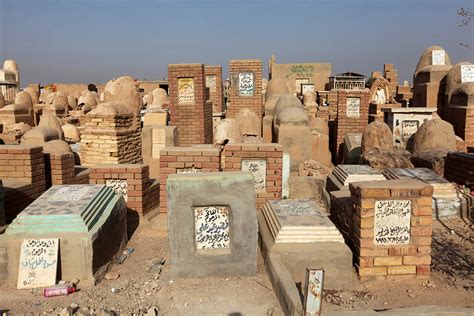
238, 72, 254, 96
374, 200, 411, 245
431, 50, 445, 65
461, 65, 474, 83
106, 179, 128, 202
346, 97, 360, 118
194, 206, 230, 250
242, 159, 267, 193
178, 78, 195, 104
304, 268, 324, 316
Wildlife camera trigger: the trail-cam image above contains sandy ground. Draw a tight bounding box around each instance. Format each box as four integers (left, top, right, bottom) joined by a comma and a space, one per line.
0, 211, 472, 315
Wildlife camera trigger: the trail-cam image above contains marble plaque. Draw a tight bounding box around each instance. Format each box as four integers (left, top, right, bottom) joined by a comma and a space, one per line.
401, 120, 419, 142
238, 72, 254, 96
178, 78, 195, 104
242, 159, 266, 193
461, 65, 474, 83
205, 75, 217, 92
17, 239, 59, 289
431, 50, 445, 65
49, 186, 90, 202
304, 268, 324, 315
106, 179, 128, 202
177, 167, 202, 174
374, 200, 411, 245
346, 97, 360, 118
195, 206, 230, 249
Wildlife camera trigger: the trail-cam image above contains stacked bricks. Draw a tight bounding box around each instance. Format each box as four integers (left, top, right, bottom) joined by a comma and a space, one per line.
384, 64, 398, 97
0, 145, 46, 222
227, 60, 263, 120
159, 146, 221, 213
445, 106, 474, 148
395, 85, 413, 107
347, 180, 434, 281
168, 64, 213, 146
223, 143, 283, 210
204, 65, 224, 113
445, 152, 474, 185
43, 152, 75, 187
333, 90, 370, 163
80, 113, 142, 166
89, 164, 159, 216
316, 90, 338, 121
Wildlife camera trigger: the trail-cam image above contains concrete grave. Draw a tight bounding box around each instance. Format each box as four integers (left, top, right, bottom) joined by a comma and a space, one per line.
326, 164, 386, 192
167, 172, 257, 278
0, 185, 127, 286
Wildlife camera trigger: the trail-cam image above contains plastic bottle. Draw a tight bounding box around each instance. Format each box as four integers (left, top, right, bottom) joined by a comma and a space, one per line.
43, 285, 76, 298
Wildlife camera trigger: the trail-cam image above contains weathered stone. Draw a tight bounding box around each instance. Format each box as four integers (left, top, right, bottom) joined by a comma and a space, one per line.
361, 121, 393, 154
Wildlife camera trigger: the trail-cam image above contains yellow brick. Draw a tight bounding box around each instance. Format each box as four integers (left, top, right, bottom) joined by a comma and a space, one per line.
361, 216, 374, 228
403, 255, 431, 265
388, 265, 416, 275
417, 197, 433, 206
374, 256, 402, 266
359, 266, 387, 276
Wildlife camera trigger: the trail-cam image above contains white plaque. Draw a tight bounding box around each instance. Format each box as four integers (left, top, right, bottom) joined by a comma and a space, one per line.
178, 78, 195, 104
374, 200, 411, 245
177, 167, 202, 174
431, 50, 445, 66
238, 72, 254, 96
17, 239, 59, 289
461, 65, 474, 83
195, 206, 230, 249
242, 159, 267, 193
205, 75, 217, 92
49, 186, 90, 202
401, 120, 419, 142
346, 97, 360, 118
106, 179, 128, 202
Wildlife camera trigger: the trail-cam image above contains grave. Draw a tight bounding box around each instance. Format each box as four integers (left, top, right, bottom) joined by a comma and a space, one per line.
342, 133, 362, 164
326, 164, 386, 192
0, 184, 127, 286
383, 168, 463, 218
166, 172, 257, 278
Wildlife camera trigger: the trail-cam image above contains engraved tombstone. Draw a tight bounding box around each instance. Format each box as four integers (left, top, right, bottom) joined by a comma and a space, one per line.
374, 200, 411, 245
178, 78, 195, 104
242, 159, 267, 193
401, 120, 419, 142
194, 206, 230, 250
238, 72, 254, 96
461, 65, 474, 83
346, 97, 360, 118
431, 50, 445, 66
106, 179, 128, 202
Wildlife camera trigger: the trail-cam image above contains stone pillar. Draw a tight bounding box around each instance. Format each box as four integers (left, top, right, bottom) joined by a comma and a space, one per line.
168, 64, 213, 146
228, 60, 263, 121
204, 65, 224, 113
333, 90, 370, 163
141, 125, 177, 179
349, 180, 433, 281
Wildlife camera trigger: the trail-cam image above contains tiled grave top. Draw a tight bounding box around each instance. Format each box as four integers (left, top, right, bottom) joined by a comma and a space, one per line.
332, 165, 386, 186
7, 185, 121, 234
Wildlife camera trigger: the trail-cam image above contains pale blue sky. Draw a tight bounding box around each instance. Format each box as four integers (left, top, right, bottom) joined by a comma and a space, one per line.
1, 0, 473, 87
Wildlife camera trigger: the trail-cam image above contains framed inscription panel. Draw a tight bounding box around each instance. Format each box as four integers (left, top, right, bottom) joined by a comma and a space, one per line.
178, 78, 195, 104
374, 200, 411, 245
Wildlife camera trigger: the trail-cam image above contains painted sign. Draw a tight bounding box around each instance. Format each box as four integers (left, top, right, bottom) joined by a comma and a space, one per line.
461, 65, 474, 83
178, 78, 195, 104
374, 200, 411, 245
290, 65, 314, 77
346, 97, 360, 118
194, 206, 230, 249
431, 50, 446, 66
401, 120, 419, 142
49, 186, 90, 202
304, 268, 324, 316
238, 72, 254, 96
205, 75, 217, 92
17, 239, 59, 289
242, 159, 267, 193
106, 179, 128, 202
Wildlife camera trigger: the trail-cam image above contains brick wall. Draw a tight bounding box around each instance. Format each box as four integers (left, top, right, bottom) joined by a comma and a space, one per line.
159, 146, 221, 213
445, 152, 474, 185
332, 180, 434, 281
317, 90, 338, 121
227, 60, 263, 120
204, 65, 224, 113
44, 152, 75, 187
0, 145, 46, 222
223, 143, 282, 210
368, 103, 401, 123
384, 64, 398, 97
89, 164, 159, 216
80, 114, 142, 166
333, 90, 370, 163
168, 64, 213, 146
445, 106, 474, 148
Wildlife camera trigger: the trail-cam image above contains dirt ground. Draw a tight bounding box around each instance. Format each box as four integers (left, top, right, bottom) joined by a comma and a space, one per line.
0, 210, 472, 315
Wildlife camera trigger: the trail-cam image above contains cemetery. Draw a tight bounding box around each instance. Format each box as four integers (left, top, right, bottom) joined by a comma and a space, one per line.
0, 43, 472, 315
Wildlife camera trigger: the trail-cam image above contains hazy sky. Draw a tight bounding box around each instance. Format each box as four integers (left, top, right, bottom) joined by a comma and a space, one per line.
1, 0, 473, 87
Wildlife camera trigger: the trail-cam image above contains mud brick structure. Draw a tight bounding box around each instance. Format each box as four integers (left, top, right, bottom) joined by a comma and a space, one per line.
223, 143, 283, 210
332, 180, 434, 281
168, 64, 213, 146
43, 152, 89, 187
384, 64, 399, 97
445, 106, 474, 148
445, 152, 474, 185
89, 164, 159, 216
159, 146, 221, 213
204, 65, 224, 113
0, 145, 46, 222
317, 91, 338, 121
333, 90, 370, 163
227, 60, 263, 121
80, 113, 142, 166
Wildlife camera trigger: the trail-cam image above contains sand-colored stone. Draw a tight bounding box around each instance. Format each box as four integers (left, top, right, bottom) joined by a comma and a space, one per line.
214, 118, 243, 145
236, 108, 260, 137
38, 112, 64, 139
62, 123, 81, 142
411, 117, 457, 154
103, 76, 142, 114
361, 121, 394, 153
